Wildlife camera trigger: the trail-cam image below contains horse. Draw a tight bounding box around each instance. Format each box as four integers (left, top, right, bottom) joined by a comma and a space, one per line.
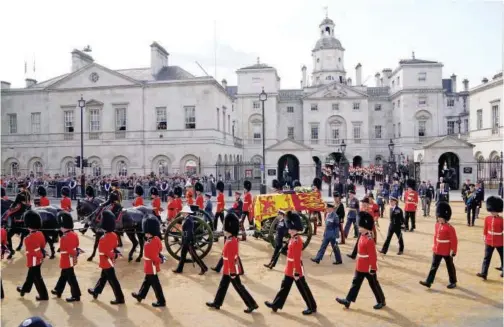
77, 199, 155, 262
1, 199, 60, 260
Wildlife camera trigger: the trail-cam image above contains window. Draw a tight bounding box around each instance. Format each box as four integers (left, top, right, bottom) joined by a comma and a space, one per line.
392, 102, 395, 110
63, 110, 74, 140
392, 81, 395, 88
287, 106, 294, 113
418, 121, 426, 137
31, 113, 41, 134
158, 160, 169, 176
156, 107, 167, 130
117, 160, 127, 177
311, 104, 318, 111
353, 124, 361, 143
332, 103, 339, 111
447, 99, 455, 107
222, 111, 226, 134
418, 72, 426, 81
8, 114, 17, 134
91, 161, 101, 177
397, 76, 400, 86
66, 161, 76, 177
331, 127, 340, 144
492, 105, 500, 134
353, 102, 360, 110
253, 101, 261, 110
418, 97, 427, 106
287, 127, 294, 139
464, 119, 468, 133
184, 106, 196, 129
375, 125, 382, 139
115, 108, 126, 131
326, 76, 334, 81
397, 100, 401, 108
33, 161, 43, 177
228, 115, 230, 134
447, 121, 455, 135
374, 104, 382, 111
10, 162, 19, 176
253, 123, 261, 144
393, 124, 396, 138
477, 109, 483, 130
216, 108, 220, 130
398, 122, 401, 137
310, 124, 319, 144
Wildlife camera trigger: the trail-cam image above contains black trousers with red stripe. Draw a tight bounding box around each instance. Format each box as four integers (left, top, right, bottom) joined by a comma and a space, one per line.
92, 268, 125, 301
137, 274, 166, 304
346, 271, 385, 304
212, 275, 257, 308
54, 267, 81, 298
20, 264, 49, 299
271, 276, 317, 311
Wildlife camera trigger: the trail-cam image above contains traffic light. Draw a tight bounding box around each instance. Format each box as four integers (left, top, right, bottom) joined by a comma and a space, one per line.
82, 159, 89, 167
75, 156, 81, 168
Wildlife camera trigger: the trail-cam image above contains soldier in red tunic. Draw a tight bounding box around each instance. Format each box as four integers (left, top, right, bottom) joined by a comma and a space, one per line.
132, 218, 166, 307
151, 187, 162, 221
195, 182, 205, 210
173, 186, 184, 216
60, 186, 72, 212
166, 192, 177, 222
52, 212, 81, 302
16, 210, 49, 300
37, 186, 50, 207
242, 180, 254, 230
311, 178, 323, 234
336, 211, 386, 310
133, 185, 144, 207
206, 213, 258, 313
403, 179, 419, 232
185, 181, 194, 206
1, 226, 7, 299
265, 212, 317, 315
87, 210, 125, 304
419, 201, 458, 289
477, 196, 503, 280
214, 181, 225, 232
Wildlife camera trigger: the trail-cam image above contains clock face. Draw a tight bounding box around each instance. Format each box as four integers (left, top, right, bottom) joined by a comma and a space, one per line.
89, 72, 99, 83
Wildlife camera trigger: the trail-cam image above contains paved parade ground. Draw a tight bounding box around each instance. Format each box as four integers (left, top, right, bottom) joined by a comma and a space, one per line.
1, 202, 503, 327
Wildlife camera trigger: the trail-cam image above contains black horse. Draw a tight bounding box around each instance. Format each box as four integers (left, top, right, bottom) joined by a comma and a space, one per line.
1, 199, 60, 260
77, 199, 155, 262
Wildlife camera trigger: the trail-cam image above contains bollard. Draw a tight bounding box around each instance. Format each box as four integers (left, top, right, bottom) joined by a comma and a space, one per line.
228, 183, 232, 197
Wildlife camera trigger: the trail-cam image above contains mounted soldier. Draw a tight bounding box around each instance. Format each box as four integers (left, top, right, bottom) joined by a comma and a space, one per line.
150, 187, 162, 221
85, 185, 96, 202
272, 179, 282, 193
60, 186, 72, 212
100, 180, 122, 219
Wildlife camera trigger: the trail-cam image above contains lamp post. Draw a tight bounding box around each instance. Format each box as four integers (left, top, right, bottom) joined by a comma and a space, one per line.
259, 88, 268, 194
388, 139, 395, 180
339, 139, 348, 182
78, 96, 86, 197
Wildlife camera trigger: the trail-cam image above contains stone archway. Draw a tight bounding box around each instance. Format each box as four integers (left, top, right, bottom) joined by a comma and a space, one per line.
352, 155, 363, 168
278, 154, 300, 186
312, 156, 322, 179
438, 152, 460, 190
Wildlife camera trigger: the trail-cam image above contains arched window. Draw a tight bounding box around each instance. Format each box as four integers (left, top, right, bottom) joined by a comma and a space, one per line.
185, 160, 197, 176
117, 160, 127, 177
251, 156, 262, 180
66, 161, 76, 177
91, 161, 102, 177
158, 160, 169, 176
33, 161, 43, 177
10, 162, 19, 176
375, 156, 383, 165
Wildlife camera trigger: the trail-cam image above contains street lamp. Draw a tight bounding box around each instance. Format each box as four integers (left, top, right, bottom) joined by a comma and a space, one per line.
78, 96, 86, 197
388, 139, 396, 179
259, 88, 268, 194
339, 139, 348, 182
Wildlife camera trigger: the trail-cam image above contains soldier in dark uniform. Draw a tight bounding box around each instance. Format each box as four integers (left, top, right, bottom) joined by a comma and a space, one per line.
465, 184, 478, 226
345, 179, 356, 206
85, 185, 95, 201
100, 180, 122, 218
379, 195, 405, 255
264, 209, 289, 269
272, 179, 282, 193
11, 181, 31, 210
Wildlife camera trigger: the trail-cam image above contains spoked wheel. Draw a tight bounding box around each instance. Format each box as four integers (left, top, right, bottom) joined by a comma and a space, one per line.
255, 217, 274, 242
164, 211, 214, 262
267, 213, 312, 250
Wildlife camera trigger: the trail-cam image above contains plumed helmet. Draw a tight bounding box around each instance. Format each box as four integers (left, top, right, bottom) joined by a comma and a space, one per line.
195, 182, 204, 193
100, 210, 116, 232
406, 179, 416, 189
286, 211, 303, 231
243, 180, 252, 192
224, 212, 240, 237
135, 185, 144, 196
111, 179, 119, 188
143, 217, 161, 237
1, 187, 5, 198
293, 180, 301, 188
57, 211, 74, 229
18, 316, 53, 327
37, 186, 46, 197
312, 177, 322, 190
150, 187, 159, 196
486, 196, 503, 213
358, 211, 374, 231
24, 210, 42, 230
61, 186, 70, 197
272, 179, 281, 190
216, 181, 225, 192
85, 185, 95, 198
173, 186, 183, 197
436, 201, 452, 221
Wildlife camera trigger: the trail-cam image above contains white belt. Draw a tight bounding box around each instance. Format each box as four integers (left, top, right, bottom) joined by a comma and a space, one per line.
34, 248, 40, 252
223, 257, 229, 260
99, 252, 114, 267
287, 258, 294, 262
488, 232, 503, 235
436, 239, 450, 243
143, 257, 157, 275
143, 257, 151, 260
357, 254, 369, 258
235, 255, 239, 273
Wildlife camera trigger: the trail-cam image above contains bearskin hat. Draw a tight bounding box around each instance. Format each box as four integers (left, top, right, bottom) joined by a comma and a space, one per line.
358, 211, 374, 231
1, 187, 5, 198
286, 211, 303, 231
61, 186, 70, 197
111, 179, 119, 188
224, 213, 240, 237
18, 317, 53, 327
216, 181, 225, 192
312, 177, 322, 190
57, 211, 74, 229
24, 210, 42, 230
195, 182, 204, 193
406, 179, 416, 189
436, 201, 452, 221
293, 180, 301, 188
486, 196, 503, 213
143, 217, 161, 237
272, 179, 281, 190
150, 187, 159, 196
37, 186, 47, 197
100, 210, 116, 232
173, 186, 183, 197
86, 185, 95, 198
167, 191, 174, 198
333, 191, 340, 198
360, 197, 370, 204
367, 192, 374, 199
135, 185, 144, 196
244, 180, 252, 192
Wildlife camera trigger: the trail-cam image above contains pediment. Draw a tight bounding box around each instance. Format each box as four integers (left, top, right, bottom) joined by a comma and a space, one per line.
47, 63, 142, 90
266, 138, 312, 151
304, 82, 368, 100
85, 99, 104, 107
421, 135, 475, 149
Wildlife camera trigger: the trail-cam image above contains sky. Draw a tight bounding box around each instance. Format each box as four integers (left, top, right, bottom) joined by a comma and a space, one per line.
1, 0, 503, 90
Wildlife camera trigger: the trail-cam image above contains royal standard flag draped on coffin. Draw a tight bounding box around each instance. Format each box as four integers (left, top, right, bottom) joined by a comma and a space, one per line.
252, 192, 326, 223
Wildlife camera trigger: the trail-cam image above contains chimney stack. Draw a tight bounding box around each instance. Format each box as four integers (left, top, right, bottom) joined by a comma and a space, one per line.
71, 49, 94, 72
25, 78, 37, 88
482, 77, 488, 83
375, 72, 381, 87
347, 77, 352, 86
221, 79, 227, 89
1, 81, 11, 90
451, 74, 457, 93
463, 79, 469, 91
150, 42, 169, 77
301, 65, 307, 88
382, 69, 392, 86
355, 63, 362, 85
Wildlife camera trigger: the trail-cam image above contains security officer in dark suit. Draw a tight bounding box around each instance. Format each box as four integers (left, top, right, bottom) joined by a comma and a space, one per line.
100, 180, 122, 218
380, 195, 405, 255
264, 209, 289, 269
333, 178, 344, 198
69, 178, 78, 200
